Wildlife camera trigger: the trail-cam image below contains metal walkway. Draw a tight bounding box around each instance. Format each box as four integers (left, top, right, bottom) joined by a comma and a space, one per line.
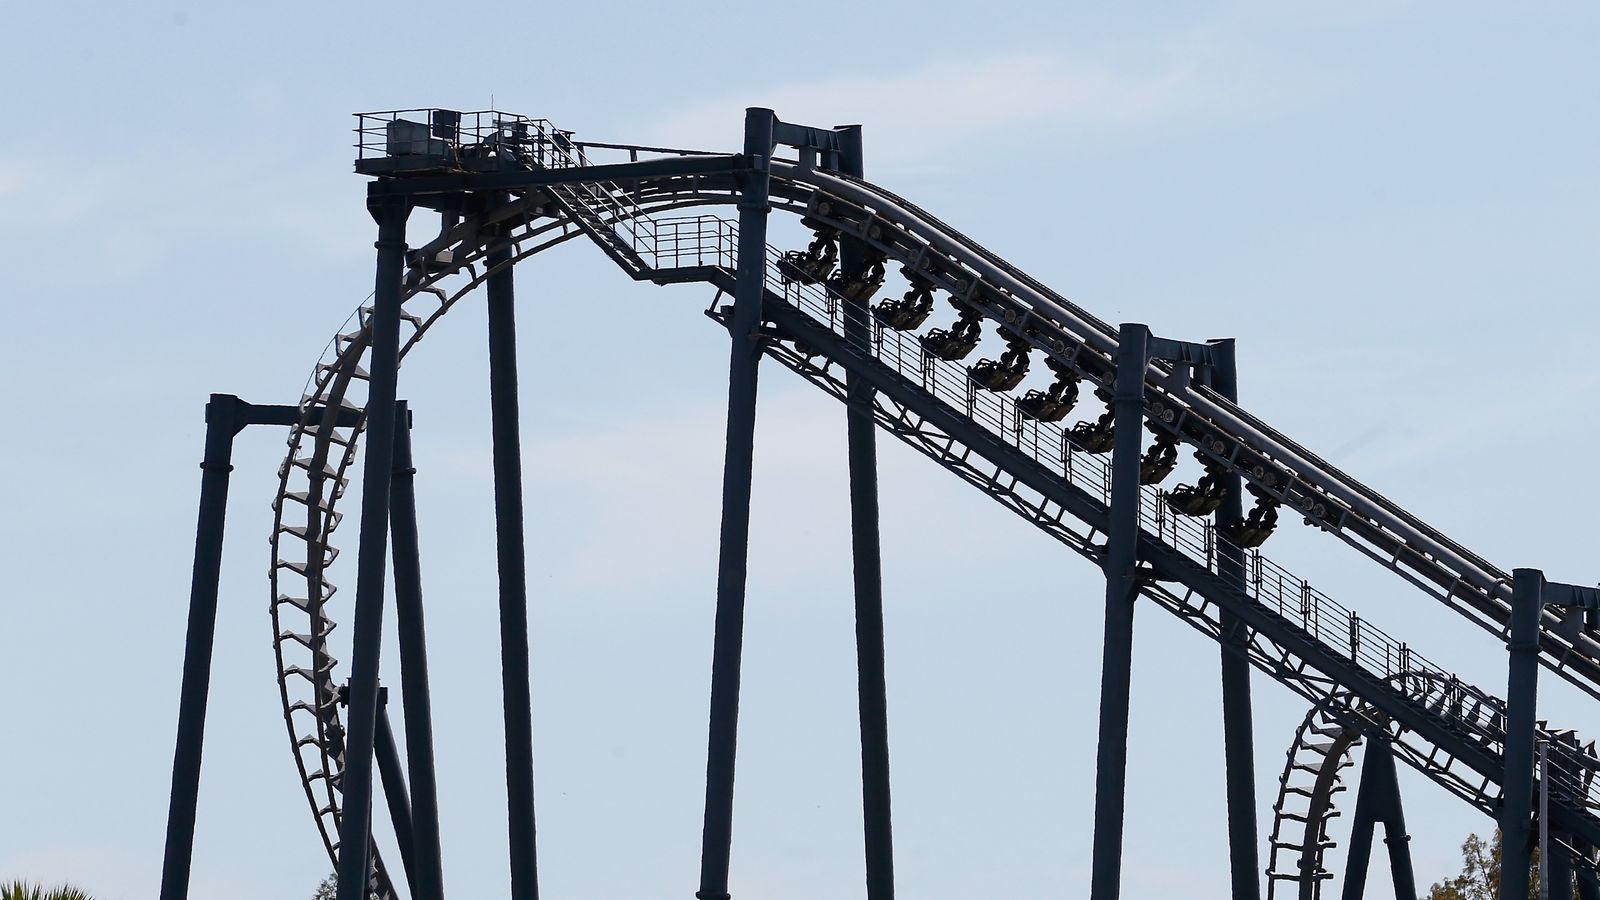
158, 107, 1600, 900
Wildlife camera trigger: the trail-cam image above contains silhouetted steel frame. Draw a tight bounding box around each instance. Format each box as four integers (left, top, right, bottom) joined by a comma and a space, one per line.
390, 403, 447, 900
374, 690, 418, 892
1207, 340, 1263, 900
697, 108, 894, 900
741, 287, 1600, 855
158, 395, 361, 900
1338, 737, 1417, 900
1089, 327, 1254, 900
335, 194, 412, 900
694, 108, 775, 900
210, 108, 1600, 898
486, 196, 542, 900
366, 148, 1600, 722
834, 123, 897, 900
1502, 572, 1600, 900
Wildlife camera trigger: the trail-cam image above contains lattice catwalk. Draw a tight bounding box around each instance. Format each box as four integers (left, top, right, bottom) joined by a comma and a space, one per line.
156, 107, 1600, 900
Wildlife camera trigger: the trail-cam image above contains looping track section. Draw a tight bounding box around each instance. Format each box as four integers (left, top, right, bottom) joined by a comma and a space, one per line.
266, 108, 1600, 894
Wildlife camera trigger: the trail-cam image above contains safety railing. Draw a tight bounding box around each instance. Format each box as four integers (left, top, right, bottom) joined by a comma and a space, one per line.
632, 215, 736, 271
563, 191, 1600, 817
681, 213, 1600, 814
536, 135, 660, 262
354, 108, 568, 169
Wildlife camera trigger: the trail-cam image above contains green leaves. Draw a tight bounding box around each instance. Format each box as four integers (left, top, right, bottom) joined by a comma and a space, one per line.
0, 882, 94, 900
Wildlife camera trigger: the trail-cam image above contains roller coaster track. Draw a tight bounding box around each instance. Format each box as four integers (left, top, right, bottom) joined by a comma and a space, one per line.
270, 113, 1600, 893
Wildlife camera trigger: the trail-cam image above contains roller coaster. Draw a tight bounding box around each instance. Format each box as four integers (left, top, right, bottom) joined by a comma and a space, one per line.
155, 107, 1600, 900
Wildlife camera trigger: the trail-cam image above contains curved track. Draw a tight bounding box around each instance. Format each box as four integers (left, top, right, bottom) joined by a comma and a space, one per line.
271, 117, 1600, 891
1267, 700, 1361, 900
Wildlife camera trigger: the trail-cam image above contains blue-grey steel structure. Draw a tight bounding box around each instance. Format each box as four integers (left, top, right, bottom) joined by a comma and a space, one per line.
155, 107, 1600, 900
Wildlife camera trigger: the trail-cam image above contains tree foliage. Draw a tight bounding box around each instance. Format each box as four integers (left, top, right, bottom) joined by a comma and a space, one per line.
0, 883, 93, 900
1421, 830, 1579, 900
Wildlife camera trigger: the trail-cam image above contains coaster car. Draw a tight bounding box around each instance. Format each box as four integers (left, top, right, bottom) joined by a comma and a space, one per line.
969, 339, 1031, 392
1069, 408, 1116, 454
778, 232, 838, 285
1139, 433, 1179, 485
922, 311, 983, 361
1225, 486, 1280, 548
832, 255, 888, 302
1166, 460, 1228, 516
1017, 360, 1080, 422
875, 278, 936, 330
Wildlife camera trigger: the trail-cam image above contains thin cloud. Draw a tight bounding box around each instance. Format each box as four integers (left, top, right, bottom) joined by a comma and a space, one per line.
639, 45, 1296, 171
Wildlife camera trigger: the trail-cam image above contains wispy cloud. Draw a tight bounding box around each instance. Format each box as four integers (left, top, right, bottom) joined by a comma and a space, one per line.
639, 41, 1301, 173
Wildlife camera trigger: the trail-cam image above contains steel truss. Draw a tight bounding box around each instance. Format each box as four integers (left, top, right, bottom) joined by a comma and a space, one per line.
155, 106, 1600, 900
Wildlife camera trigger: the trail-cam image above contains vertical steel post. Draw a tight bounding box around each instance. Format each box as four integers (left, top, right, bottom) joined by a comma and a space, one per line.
1339, 737, 1416, 900
836, 123, 896, 900
390, 402, 447, 900
697, 107, 775, 900
158, 394, 242, 900
1576, 840, 1599, 900
1089, 322, 1149, 900
1541, 739, 1550, 900
336, 195, 411, 900
374, 689, 419, 895
1501, 568, 1545, 900
1545, 733, 1577, 900
1209, 339, 1260, 900
1549, 844, 1575, 900
486, 214, 540, 900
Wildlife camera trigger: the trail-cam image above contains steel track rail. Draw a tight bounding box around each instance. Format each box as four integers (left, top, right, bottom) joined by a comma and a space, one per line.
777, 164, 1600, 702
269, 189, 809, 889
274, 131, 1600, 887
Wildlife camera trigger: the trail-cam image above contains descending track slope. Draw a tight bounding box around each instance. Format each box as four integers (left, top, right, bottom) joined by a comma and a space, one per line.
270, 114, 1600, 888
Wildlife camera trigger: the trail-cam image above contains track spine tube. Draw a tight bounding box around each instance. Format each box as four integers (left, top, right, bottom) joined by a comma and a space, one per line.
1210, 340, 1261, 900
336, 194, 411, 900
158, 393, 241, 900
391, 401, 448, 900
696, 106, 775, 900
1089, 322, 1149, 900
1501, 568, 1545, 900
836, 123, 896, 900
486, 200, 541, 900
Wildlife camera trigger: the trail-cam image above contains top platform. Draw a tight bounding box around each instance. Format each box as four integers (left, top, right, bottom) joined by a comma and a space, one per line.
353, 108, 575, 176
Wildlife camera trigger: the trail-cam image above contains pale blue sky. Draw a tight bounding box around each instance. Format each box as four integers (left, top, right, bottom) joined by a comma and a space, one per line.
3, 2, 1599, 899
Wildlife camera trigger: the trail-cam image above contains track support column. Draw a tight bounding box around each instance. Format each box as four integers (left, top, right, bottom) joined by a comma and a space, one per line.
1577, 838, 1600, 900
390, 402, 447, 900
1500, 567, 1544, 900
697, 107, 775, 900
1209, 339, 1260, 900
158, 394, 243, 900
836, 124, 896, 900
1339, 736, 1416, 900
373, 688, 419, 894
486, 209, 541, 900
336, 194, 412, 900
1089, 322, 1149, 900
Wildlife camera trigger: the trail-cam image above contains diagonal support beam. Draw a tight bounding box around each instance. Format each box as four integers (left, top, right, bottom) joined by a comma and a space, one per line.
835, 124, 896, 900
697, 107, 775, 900
1089, 322, 1149, 900
336, 194, 413, 900
487, 208, 541, 900
1340, 737, 1416, 900
158, 398, 360, 900
390, 403, 447, 900
1209, 339, 1261, 900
